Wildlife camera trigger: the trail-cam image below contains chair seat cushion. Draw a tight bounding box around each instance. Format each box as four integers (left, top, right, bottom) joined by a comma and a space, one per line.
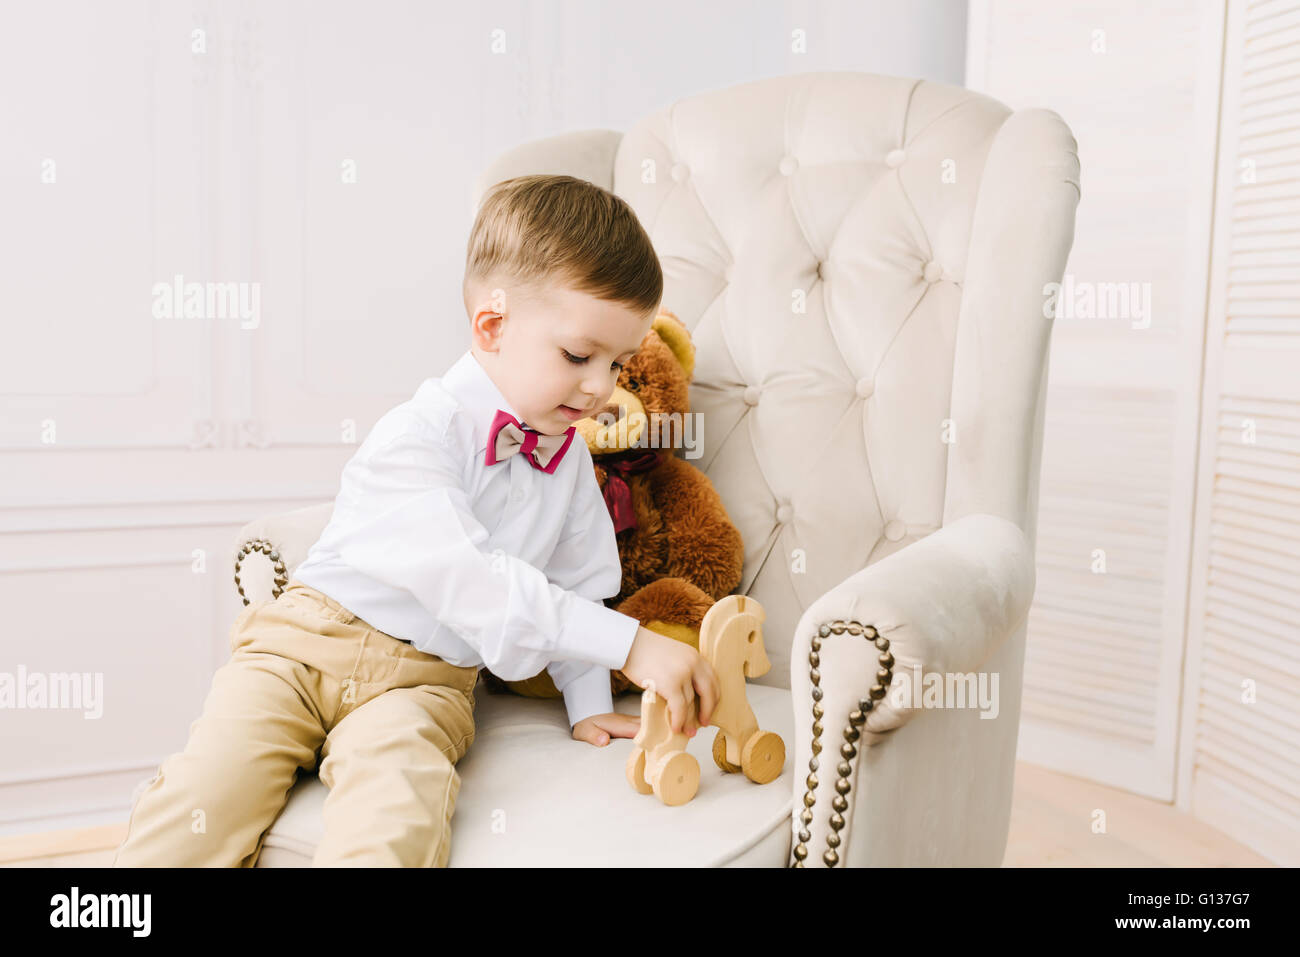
256, 683, 795, 867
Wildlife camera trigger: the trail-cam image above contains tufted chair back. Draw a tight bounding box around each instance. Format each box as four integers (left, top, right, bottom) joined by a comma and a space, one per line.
475, 72, 1081, 691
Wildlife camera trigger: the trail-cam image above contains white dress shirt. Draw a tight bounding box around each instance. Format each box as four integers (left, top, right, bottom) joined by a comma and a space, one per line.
292, 348, 641, 728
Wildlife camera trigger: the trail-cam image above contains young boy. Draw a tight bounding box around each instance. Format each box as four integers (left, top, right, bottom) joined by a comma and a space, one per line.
113, 174, 719, 868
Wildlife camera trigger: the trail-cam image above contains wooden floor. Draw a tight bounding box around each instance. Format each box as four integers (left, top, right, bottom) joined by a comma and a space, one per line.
1002, 762, 1271, 866
0, 761, 1274, 867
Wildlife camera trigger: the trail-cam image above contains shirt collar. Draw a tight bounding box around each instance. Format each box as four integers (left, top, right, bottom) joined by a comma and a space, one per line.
438, 349, 530, 459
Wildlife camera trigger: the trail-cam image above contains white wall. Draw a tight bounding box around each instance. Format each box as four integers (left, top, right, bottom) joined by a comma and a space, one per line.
0, 0, 967, 835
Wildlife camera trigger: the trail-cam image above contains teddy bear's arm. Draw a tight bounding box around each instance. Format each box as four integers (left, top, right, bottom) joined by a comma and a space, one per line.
650, 456, 744, 601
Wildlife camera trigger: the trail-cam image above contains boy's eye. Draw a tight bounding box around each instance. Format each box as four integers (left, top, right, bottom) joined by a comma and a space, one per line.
563, 349, 624, 372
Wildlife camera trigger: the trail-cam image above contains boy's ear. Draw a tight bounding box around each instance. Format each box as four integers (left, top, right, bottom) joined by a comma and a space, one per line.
471, 305, 505, 351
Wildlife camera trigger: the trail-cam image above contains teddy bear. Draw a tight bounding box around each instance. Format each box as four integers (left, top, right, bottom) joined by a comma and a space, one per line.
478, 309, 745, 702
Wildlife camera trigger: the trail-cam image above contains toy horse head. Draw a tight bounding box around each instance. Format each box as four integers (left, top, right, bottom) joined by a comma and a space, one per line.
702, 595, 771, 679
739, 622, 771, 679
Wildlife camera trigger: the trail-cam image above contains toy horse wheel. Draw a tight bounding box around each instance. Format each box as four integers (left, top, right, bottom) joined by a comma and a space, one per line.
653, 751, 699, 806
711, 729, 742, 773
741, 730, 785, 785
626, 747, 652, 794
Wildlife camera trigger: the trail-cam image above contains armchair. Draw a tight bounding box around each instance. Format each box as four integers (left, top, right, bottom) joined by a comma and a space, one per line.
152, 71, 1079, 866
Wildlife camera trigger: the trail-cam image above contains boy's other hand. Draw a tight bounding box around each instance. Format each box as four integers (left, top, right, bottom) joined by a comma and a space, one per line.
572, 712, 640, 747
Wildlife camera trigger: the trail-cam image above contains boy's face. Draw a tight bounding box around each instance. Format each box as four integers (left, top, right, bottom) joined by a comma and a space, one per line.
469, 280, 655, 436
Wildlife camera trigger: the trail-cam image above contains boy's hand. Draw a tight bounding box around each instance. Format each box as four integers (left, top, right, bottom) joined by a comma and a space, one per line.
621, 626, 720, 735
572, 712, 640, 747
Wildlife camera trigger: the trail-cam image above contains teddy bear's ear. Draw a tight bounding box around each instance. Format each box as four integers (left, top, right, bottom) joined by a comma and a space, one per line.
651, 309, 694, 380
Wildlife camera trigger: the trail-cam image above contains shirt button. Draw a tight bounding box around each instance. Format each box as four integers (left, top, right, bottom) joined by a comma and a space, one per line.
512, 488, 525, 503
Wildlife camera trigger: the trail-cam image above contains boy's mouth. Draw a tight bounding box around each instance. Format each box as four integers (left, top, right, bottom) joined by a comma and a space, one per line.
558, 404, 589, 420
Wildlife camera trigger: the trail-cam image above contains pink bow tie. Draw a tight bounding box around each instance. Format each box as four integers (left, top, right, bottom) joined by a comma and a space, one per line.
484, 409, 576, 473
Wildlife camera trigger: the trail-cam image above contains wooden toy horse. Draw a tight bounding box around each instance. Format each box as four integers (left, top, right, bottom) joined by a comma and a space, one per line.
625, 595, 786, 806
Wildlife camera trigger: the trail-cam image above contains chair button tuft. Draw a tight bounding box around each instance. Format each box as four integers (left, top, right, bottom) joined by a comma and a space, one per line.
856, 377, 874, 399
779, 155, 799, 176
923, 260, 942, 282
885, 148, 905, 168
671, 162, 689, 182
883, 519, 906, 541
776, 504, 793, 524
742, 385, 761, 406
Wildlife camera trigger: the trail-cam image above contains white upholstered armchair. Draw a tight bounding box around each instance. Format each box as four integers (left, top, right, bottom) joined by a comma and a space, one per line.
184, 71, 1080, 866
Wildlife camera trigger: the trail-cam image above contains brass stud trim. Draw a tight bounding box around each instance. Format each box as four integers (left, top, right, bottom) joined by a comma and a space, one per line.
233, 538, 289, 606
790, 617, 892, 868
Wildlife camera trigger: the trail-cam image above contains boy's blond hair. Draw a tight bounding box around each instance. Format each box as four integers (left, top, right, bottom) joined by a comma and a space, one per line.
463, 174, 662, 319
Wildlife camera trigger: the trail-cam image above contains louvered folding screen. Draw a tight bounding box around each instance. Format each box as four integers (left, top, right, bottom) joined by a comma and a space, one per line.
1183, 0, 1300, 866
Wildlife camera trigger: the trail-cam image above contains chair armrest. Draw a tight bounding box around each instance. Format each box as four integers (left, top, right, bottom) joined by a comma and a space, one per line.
231, 501, 334, 604
789, 512, 1035, 866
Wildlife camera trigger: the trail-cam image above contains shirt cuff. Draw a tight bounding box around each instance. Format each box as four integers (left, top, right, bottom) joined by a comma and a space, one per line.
559, 665, 615, 728
553, 598, 640, 671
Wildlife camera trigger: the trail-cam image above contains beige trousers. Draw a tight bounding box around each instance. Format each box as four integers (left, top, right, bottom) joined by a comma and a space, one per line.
112, 579, 479, 867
